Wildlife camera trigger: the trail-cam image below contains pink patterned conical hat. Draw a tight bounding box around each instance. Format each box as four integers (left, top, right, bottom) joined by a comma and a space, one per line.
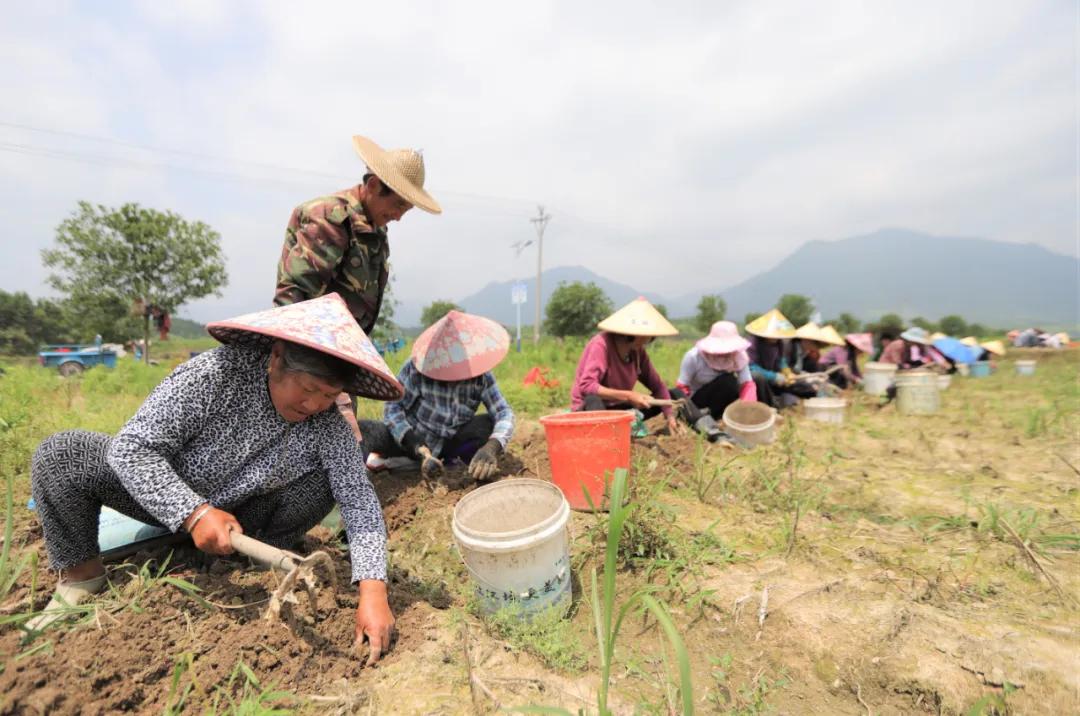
206, 293, 403, 400
412, 310, 510, 381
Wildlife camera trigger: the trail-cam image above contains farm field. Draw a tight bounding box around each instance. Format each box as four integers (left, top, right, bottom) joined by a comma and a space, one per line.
0, 340, 1077, 715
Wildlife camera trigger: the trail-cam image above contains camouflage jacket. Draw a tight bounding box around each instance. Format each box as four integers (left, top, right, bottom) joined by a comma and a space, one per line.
274, 186, 389, 334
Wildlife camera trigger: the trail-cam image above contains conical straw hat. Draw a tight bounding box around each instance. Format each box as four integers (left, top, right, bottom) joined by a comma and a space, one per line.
207, 293, 403, 400
819, 325, 846, 347
597, 297, 678, 337
980, 340, 1006, 357
930, 332, 947, 342
745, 309, 796, 339
412, 310, 510, 381
795, 322, 823, 342
352, 135, 442, 214
960, 336, 978, 347
845, 332, 874, 354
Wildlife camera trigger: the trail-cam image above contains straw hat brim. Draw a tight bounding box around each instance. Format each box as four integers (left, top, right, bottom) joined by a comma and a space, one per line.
352, 135, 442, 214
597, 299, 679, 337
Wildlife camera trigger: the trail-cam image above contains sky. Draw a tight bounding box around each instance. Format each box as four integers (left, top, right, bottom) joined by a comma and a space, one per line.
1, 1, 1075, 324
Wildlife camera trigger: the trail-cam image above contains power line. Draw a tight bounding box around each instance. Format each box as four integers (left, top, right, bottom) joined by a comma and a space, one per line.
0, 120, 540, 210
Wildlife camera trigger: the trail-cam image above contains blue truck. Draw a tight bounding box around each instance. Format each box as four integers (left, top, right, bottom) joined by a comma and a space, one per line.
38, 344, 118, 376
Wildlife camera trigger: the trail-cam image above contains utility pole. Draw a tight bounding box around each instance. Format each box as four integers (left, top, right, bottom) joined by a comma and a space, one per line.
530, 205, 551, 343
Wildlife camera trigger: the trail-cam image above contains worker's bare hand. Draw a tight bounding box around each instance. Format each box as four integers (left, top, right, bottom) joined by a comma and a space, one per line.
355, 580, 396, 666
666, 415, 684, 436
186, 505, 242, 555
625, 391, 653, 410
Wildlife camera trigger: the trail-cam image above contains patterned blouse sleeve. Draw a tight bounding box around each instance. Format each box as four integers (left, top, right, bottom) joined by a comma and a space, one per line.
317, 414, 388, 583
104, 356, 222, 531
480, 373, 515, 448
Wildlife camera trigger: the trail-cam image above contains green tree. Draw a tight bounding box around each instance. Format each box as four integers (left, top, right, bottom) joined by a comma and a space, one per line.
42, 202, 227, 361
911, 316, 937, 332
654, 304, 669, 319
966, 323, 988, 339
694, 295, 726, 334
544, 281, 613, 337
744, 311, 763, 328
776, 294, 814, 327
937, 315, 967, 337
420, 299, 463, 328
831, 312, 861, 335
0, 290, 77, 354
866, 313, 904, 337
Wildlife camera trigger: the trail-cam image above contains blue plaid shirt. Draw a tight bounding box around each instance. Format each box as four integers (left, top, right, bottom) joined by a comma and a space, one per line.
384, 359, 515, 457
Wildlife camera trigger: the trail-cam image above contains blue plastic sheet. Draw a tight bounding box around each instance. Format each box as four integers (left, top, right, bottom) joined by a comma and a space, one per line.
933, 338, 983, 365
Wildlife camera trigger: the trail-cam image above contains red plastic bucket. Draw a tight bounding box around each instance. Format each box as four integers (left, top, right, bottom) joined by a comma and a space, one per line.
538, 411, 633, 511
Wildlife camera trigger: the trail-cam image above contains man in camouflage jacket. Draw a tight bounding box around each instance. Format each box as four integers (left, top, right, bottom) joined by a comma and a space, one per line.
274, 136, 442, 436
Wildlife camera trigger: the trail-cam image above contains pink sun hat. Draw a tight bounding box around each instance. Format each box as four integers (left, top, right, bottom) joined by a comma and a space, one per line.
412, 310, 510, 381
845, 332, 874, 354
206, 293, 403, 400
696, 321, 751, 355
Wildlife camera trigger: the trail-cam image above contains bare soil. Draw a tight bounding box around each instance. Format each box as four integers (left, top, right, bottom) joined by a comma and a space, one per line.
2, 351, 1078, 714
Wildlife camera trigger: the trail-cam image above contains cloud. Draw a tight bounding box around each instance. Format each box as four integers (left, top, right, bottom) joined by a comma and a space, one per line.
0, 0, 1073, 324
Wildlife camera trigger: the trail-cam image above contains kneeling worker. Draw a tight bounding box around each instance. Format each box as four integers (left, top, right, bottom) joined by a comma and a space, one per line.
361, 311, 514, 480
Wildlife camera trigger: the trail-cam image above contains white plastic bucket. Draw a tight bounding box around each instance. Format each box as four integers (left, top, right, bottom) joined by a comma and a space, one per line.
896, 372, 940, 415
863, 362, 898, 396
956, 363, 970, 377
722, 401, 777, 446
1015, 360, 1036, 376
937, 374, 952, 391
452, 478, 571, 616
804, 397, 847, 424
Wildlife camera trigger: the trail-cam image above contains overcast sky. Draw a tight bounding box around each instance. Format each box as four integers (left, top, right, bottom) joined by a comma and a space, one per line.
1, 1, 1074, 324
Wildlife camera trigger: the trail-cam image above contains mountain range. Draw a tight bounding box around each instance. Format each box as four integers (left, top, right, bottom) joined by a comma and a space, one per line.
456, 229, 1077, 329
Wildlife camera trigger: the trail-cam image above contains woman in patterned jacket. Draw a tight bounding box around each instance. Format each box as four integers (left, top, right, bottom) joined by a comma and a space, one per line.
28, 294, 403, 664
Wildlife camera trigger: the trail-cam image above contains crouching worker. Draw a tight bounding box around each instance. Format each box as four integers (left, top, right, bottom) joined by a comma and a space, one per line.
570, 297, 682, 436
672, 321, 765, 441
360, 311, 514, 481
27, 295, 402, 662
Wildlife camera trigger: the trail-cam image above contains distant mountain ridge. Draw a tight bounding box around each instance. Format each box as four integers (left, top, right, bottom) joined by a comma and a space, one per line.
451, 229, 1076, 330
457, 265, 666, 327
716, 228, 1077, 328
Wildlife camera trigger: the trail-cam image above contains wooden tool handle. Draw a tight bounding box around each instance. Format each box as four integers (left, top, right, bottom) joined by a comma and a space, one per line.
230, 532, 297, 571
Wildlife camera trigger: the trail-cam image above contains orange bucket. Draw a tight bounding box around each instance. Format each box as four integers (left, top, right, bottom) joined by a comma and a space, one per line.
538, 411, 633, 511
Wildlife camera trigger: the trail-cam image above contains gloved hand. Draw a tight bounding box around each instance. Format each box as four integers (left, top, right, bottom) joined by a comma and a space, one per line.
468, 439, 502, 480
417, 446, 444, 478
400, 430, 422, 459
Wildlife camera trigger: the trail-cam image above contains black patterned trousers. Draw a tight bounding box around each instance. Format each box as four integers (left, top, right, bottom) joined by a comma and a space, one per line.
31, 430, 335, 572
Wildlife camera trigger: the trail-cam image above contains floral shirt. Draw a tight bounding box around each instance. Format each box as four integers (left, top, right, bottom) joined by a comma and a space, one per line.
106, 344, 386, 583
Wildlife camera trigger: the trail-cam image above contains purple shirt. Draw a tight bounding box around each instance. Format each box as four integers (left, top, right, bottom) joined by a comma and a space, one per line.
570, 333, 672, 416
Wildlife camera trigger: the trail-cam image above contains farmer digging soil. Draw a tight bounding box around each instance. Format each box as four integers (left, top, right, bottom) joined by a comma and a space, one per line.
26, 295, 405, 664
274, 134, 441, 440
361, 310, 515, 480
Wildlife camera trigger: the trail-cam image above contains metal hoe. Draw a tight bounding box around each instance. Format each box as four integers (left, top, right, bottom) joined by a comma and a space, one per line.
230, 532, 338, 624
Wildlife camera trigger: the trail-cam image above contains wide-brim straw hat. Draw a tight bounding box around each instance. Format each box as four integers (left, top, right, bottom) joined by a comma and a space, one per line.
960, 336, 979, 347
352, 135, 442, 214
207, 293, 403, 400
745, 309, 796, 339
697, 320, 750, 355
597, 297, 678, 337
412, 310, 510, 381
980, 340, 1006, 357
819, 325, 847, 347
795, 322, 824, 343
900, 327, 932, 346
845, 332, 874, 354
